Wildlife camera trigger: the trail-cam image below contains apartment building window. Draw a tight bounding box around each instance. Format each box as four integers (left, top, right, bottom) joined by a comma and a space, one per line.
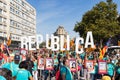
22, 13, 24, 17
10, 0, 13, 2
22, 1, 25, 6
10, 7, 15, 13
0, 2, 2, 6
10, 7, 12, 11
12, 36, 15, 39
18, 6, 20, 10
3, 18, 6, 23
17, 24, 20, 28
10, 20, 14, 25
16, 11, 18, 14
18, 11, 20, 15
0, 17, 2, 22
0, 9, 2, 14
10, 28, 15, 32
0, 24, 3, 30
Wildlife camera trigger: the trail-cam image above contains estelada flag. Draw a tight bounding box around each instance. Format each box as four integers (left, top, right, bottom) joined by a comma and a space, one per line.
63, 42, 67, 49
99, 46, 108, 59
70, 39, 74, 47
7, 33, 11, 46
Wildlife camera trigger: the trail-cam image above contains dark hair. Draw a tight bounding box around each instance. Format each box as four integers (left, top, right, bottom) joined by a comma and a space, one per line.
19, 61, 28, 69
0, 48, 2, 52
57, 54, 62, 62
63, 56, 67, 65
0, 68, 12, 80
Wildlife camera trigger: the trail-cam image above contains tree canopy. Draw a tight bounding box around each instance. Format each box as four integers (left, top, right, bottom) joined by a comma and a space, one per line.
118, 15, 120, 25
74, 0, 120, 45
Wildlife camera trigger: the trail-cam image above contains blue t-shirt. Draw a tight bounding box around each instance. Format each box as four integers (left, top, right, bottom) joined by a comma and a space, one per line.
116, 66, 120, 75
2, 61, 19, 77
107, 63, 115, 77
103, 57, 108, 61
90, 63, 98, 74
54, 58, 58, 66
60, 66, 73, 80
80, 52, 85, 60
0, 76, 6, 80
33, 61, 37, 71
2, 62, 11, 70
10, 62, 19, 77
52, 53, 54, 58
16, 69, 32, 80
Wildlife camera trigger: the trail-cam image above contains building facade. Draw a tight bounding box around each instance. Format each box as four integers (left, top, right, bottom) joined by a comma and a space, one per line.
0, 0, 36, 48
54, 26, 68, 49
54, 26, 68, 38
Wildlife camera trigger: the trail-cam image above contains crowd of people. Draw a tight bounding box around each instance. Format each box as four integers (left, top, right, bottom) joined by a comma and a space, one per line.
0, 46, 120, 80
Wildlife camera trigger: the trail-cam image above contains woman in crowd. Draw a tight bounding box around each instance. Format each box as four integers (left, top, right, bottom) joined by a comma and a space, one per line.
32, 55, 38, 80
15, 61, 33, 80
106, 58, 115, 80
115, 59, 120, 80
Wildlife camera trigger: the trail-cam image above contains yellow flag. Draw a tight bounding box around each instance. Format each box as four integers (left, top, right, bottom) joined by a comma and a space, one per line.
7, 33, 11, 46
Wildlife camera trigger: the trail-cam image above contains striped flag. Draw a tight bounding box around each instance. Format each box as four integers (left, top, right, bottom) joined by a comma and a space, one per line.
70, 39, 74, 48
99, 46, 108, 59
63, 42, 67, 49
7, 33, 12, 46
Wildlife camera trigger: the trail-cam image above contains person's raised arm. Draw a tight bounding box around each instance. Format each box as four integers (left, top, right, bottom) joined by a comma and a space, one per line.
29, 76, 34, 80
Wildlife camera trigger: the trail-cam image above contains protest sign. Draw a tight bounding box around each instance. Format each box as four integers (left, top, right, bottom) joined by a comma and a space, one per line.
69, 59, 77, 72
85, 60, 94, 71
98, 60, 107, 74
21, 48, 27, 55
38, 58, 44, 70
45, 58, 53, 70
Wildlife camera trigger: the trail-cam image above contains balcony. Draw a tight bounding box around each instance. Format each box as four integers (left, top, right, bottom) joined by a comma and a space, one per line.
0, 21, 7, 26
0, 14, 7, 19
0, 5, 7, 12
3, 21, 7, 26
0, 21, 2, 25
0, 6, 2, 10
0, 0, 7, 5
3, 6, 7, 12
0, 27, 7, 34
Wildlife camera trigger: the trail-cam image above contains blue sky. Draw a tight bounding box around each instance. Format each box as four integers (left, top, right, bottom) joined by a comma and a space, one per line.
27, 0, 120, 38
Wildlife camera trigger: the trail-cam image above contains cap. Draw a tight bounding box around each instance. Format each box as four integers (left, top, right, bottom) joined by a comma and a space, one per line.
14, 55, 20, 60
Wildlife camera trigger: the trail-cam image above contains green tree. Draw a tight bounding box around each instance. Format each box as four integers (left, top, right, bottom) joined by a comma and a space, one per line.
39, 42, 46, 48
118, 15, 120, 25
74, 0, 120, 46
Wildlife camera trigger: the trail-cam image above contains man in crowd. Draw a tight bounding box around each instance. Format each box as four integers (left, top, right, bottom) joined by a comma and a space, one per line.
0, 49, 3, 66
60, 57, 73, 80
2, 55, 20, 78
25, 54, 34, 75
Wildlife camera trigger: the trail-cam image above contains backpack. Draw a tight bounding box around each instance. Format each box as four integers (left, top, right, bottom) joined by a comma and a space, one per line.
55, 66, 67, 80
56, 70, 62, 80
